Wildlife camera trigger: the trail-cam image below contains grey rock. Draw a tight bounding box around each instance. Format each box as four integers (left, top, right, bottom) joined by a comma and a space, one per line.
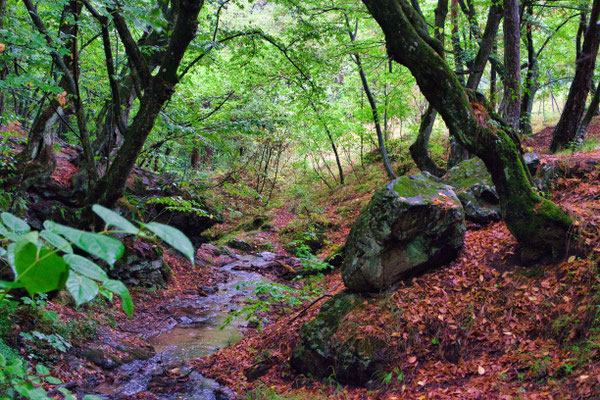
342, 174, 465, 293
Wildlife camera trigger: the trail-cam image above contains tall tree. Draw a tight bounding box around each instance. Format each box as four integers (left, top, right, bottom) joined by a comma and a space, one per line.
361, 0, 572, 258
87, 0, 205, 207
502, 0, 521, 131
551, 0, 600, 152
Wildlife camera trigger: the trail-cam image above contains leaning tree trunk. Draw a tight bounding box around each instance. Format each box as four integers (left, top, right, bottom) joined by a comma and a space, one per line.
410, 106, 446, 177
410, 0, 447, 177
362, 0, 572, 258
575, 79, 600, 144
86, 0, 204, 207
551, 0, 600, 152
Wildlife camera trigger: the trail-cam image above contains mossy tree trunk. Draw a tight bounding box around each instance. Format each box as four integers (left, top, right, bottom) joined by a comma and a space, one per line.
361, 0, 572, 256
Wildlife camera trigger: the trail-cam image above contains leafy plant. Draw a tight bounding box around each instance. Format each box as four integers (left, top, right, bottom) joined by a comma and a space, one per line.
147, 195, 212, 218
0, 205, 195, 317
0, 346, 101, 400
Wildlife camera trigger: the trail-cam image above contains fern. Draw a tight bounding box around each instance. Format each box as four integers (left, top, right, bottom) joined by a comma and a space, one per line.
147, 196, 211, 218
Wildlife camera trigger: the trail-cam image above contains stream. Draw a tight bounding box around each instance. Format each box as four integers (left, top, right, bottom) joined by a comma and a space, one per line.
86, 251, 296, 400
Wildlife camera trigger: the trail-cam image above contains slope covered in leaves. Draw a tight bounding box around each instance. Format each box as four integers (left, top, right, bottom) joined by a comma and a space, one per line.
197, 144, 600, 399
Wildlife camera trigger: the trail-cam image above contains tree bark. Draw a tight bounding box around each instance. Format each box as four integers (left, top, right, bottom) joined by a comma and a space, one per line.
362, 0, 572, 257
520, 3, 538, 136
410, 0, 447, 177
87, 0, 205, 207
551, 0, 600, 152
502, 0, 521, 131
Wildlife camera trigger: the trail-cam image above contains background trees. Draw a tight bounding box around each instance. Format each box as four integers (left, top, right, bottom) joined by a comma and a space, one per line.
0, 0, 596, 243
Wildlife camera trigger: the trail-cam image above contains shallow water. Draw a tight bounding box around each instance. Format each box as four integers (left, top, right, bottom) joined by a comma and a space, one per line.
148, 261, 270, 364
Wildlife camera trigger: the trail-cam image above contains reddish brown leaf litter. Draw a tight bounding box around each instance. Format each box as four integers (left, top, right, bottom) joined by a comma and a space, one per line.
195, 154, 600, 399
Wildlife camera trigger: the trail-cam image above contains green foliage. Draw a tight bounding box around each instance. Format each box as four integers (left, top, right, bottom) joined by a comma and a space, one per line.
146, 196, 211, 218
0, 344, 101, 400
0, 205, 194, 318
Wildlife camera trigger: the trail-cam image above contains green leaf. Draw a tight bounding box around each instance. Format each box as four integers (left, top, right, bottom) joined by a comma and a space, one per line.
41, 230, 73, 254
0, 222, 23, 241
14, 241, 69, 295
35, 364, 49, 376
103, 279, 133, 317
84, 395, 105, 400
43, 221, 124, 265
92, 205, 140, 234
63, 254, 108, 282
66, 272, 99, 307
46, 376, 62, 384
144, 222, 194, 265
98, 287, 113, 301
1, 212, 30, 234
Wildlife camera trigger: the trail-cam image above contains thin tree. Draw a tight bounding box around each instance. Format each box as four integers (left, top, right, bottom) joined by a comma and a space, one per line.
551, 0, 600, 152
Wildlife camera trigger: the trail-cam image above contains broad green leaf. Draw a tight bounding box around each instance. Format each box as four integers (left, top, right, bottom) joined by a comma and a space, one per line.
41, 230, 73, 254
44, 221, 124, 265
1, 212, 30, 234
103, 279, 133, 317
63, 254, 108, 282
14, 241, 69, 295
66, 272, 99, 307
92, 205, 139, 234
144, 222, 194, 265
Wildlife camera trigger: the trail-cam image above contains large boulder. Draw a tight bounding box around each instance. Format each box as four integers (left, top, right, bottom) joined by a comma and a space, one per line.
442, 157, 501, 224
342, 174, 465, 293
291, 292, 387, 385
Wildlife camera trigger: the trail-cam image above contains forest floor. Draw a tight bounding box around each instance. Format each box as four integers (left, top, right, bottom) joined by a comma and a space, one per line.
3, 119, 600, 399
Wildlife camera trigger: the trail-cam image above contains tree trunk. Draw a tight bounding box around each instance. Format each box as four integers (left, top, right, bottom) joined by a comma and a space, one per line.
520, 4, 538, 136
502, 0, 521, 131
450, 0, 465, 85
410, 106, 446, 176
19, 1, 81, 178
345, 15, 396, 180
362, 0, 572, 257
551, 0, 600, 152
576, 79, 600, 144
448, 2, 503, 169
410, 0, 447, 177
87, 0, 204, 207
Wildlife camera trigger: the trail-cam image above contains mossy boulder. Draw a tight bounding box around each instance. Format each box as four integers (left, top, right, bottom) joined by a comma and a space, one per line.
291, 292, 387, 385
342, 174, 465, 293
443, 157, 501, 224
